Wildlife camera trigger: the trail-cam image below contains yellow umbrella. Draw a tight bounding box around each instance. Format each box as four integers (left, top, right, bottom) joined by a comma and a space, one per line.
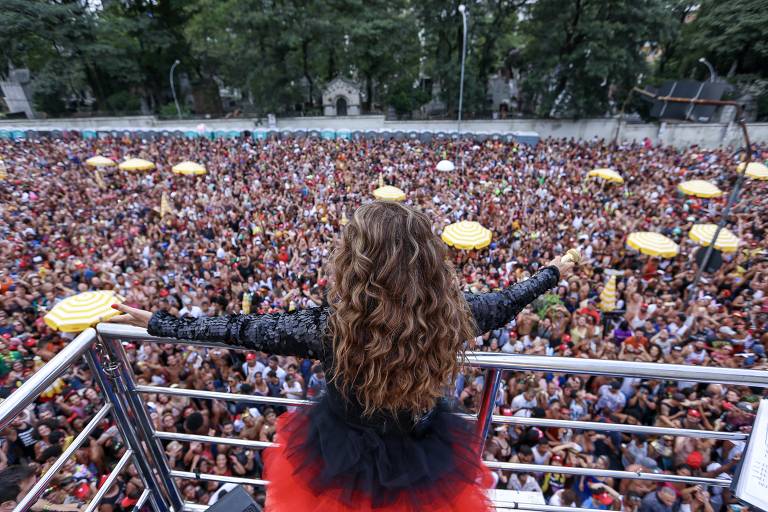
85, 155, 116, 167
587, 168, 624, 184
736, 162, 768, 181
627, 232, 679, 258
44, 290, 124, 333
118, 158, 155, 171
0, 159, 6, 180
678, 180, 722, 198
172, 161, 207, 176
599, 275, 617, 312
441, 221, 492, 250
689, 224, 740, 253
373, 185, 406, 202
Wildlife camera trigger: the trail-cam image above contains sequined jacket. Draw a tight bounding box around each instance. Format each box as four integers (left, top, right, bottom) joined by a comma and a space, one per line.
147, 266, 560, 429
147, 266, 559, 358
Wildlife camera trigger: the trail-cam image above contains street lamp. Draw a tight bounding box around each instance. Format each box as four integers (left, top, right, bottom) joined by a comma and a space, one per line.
457, 4, 468, 169
698, 57, 716, 82
170, 59, 182, 119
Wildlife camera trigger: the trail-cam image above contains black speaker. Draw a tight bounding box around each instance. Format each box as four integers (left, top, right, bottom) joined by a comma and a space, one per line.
694, 247, 723, 273
206, 485, 262, 512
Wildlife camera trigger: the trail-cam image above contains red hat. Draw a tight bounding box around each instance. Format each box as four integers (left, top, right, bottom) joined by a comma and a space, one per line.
594, 492, 614, 505
24, 338, 37, 348
562, 334, 572, 343
246, 353, 256, 361
120, 497, 138, 508
686, 451, 703, 469
687, 409, 702, 418
159, 289, 169, 297
74, 482, 91, 500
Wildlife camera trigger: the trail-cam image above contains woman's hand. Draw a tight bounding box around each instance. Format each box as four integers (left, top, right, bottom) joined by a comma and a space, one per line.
106, 303, 153, 329
548, 255, 575, 280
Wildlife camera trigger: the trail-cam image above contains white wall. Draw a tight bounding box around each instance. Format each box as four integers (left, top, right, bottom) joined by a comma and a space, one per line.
1, 115, 767, 149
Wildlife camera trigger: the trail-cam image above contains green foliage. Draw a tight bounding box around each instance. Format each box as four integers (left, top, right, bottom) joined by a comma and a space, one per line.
386, 77, 430, 117
533, 293, 564, 320
105, 91, 141, 114
2, 0, 767, 119
158, 102, 188, 118
520, 0, 672, 118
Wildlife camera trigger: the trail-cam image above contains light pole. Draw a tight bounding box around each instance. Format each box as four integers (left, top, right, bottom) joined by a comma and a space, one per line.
170, 59, 182, 119
698, 57, 716, 82
457, 4, 468, 168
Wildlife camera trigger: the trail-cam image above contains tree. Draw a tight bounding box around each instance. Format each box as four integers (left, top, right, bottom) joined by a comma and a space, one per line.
520, 0, 671, 118
682, 0, 768, 80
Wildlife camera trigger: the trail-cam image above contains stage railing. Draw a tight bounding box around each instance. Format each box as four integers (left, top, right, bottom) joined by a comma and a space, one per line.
2, 323, 767, 512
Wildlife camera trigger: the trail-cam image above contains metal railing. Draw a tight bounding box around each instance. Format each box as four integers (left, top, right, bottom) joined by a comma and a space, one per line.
2, 322, 767, 512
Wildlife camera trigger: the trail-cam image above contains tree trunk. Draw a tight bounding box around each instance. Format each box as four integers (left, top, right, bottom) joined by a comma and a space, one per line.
365, 75, 373, 112
302, 39, 314, 107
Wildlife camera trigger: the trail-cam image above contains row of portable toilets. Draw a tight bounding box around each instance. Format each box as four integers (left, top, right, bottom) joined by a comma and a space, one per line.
0, 128, 539, 146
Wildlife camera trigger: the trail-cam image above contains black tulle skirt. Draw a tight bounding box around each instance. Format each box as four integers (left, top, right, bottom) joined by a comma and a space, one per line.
263, 396, 493, 511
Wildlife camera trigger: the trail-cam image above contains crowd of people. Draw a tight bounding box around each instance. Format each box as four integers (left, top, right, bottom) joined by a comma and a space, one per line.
0, 132, 766, 512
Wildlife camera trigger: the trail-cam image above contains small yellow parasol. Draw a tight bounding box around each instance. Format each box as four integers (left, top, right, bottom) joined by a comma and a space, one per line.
627, 232, 679, 258
441, 221, 493, 250
118, 158, 155, 171
689, 224, 740, 253
677, 180, 723, 198
599, 275, 617, 312
44, 290, 124, 332
85, 155, 116, 167
172, 161, 207, 176
587, 168, 624, 184
736, 162, 768, 181
373, 185, 406, 202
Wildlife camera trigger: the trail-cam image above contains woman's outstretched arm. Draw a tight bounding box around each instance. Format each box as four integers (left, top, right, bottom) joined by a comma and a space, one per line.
110, 304, 329, 359
465, 266, 560, 335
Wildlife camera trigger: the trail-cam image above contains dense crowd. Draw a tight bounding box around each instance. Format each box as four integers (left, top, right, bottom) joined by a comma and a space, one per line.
0, 133, 766, 512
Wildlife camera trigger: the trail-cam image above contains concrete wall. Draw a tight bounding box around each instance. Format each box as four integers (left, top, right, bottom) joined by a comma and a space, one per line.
1, 115, 766, 149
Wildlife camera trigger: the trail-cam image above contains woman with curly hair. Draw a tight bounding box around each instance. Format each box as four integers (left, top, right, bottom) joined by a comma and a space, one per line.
111, 201, 571, 512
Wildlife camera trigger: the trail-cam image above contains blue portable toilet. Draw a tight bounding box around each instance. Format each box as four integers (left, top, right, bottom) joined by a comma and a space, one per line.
184, 130, 198, 139
0, 130, 11, 139
12, 130, 26, 140
227, 130, 240, 139
82, 130, 97, 139
336, 129, 351, 140
321, 129, 335, 140
253, 130, 268, 140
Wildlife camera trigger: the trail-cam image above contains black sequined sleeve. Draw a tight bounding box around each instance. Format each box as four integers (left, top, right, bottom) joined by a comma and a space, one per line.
465, 266, 560, 335
147, 308, 329, 359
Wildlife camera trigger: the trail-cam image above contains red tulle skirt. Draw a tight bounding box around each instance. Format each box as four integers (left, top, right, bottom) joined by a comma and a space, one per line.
263, 400, 493, 511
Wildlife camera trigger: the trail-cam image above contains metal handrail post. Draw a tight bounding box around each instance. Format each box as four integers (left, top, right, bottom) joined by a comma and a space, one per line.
101, 337, 186, 512
13, 404, 113, 512
82, 449, 135, 512
475, 368, 501, 445
85, 348, 170, 512
684, 162, 748, 307
0, 329, 95, 431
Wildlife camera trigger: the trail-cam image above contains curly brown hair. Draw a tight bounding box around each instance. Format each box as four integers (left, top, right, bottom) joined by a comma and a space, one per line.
327, 201, 476, 418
